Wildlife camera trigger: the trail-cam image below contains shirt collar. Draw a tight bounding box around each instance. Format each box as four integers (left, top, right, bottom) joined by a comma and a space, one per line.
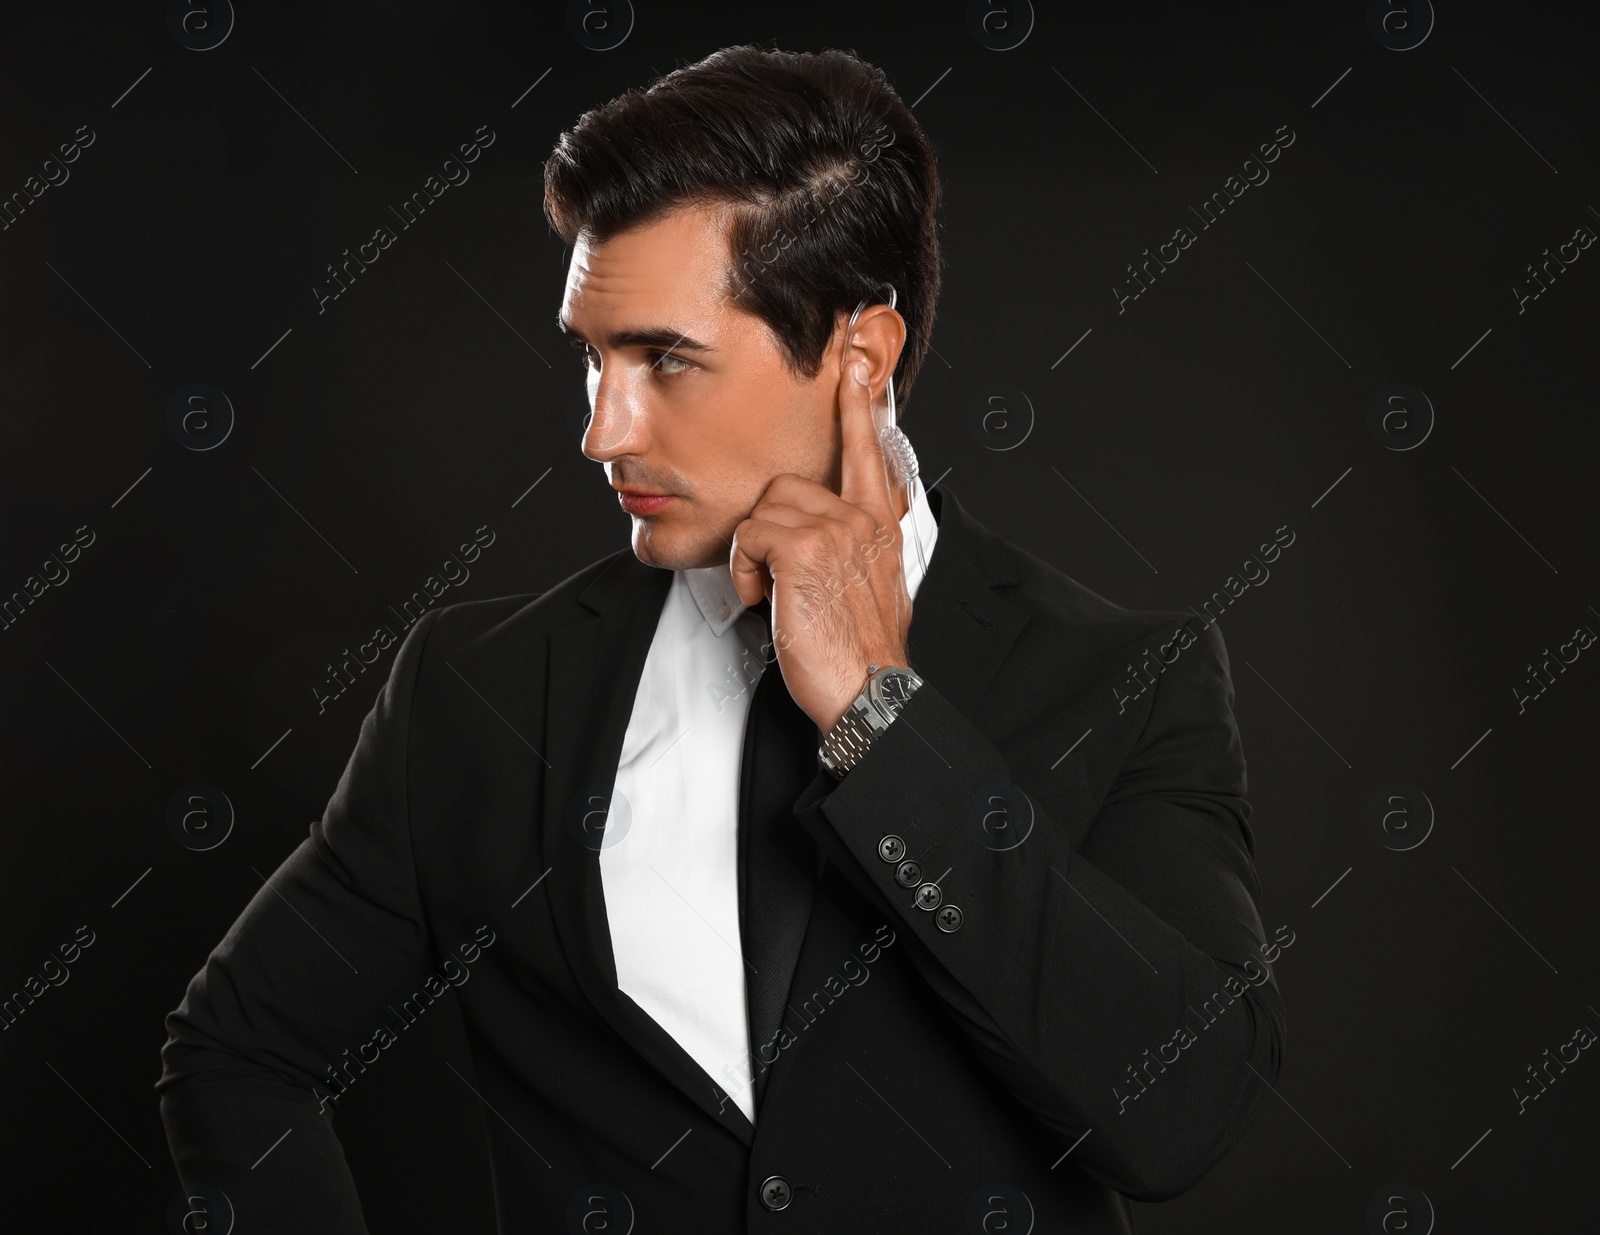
683, 470, 940, 638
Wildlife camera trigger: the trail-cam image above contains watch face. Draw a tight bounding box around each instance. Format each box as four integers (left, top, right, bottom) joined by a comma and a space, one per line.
875, 670, 919, 717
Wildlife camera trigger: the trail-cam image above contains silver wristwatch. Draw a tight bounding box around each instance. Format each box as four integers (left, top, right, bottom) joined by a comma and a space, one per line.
818, 663, 925, 780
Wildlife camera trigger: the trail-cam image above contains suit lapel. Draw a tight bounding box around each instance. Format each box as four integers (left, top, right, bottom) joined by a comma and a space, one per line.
900, 485, 1029, 719
539, 552, 758, 1145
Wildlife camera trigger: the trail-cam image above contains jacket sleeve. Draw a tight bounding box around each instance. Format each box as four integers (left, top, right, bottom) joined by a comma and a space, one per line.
155, 607, 444, 1233
791, 618, 1286, 1203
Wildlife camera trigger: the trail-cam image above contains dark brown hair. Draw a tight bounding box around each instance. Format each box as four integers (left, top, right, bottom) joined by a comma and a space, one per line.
543, 44, 944, 415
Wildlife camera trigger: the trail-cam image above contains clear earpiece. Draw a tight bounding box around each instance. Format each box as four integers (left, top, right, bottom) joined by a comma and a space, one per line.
879, 421, 918, 484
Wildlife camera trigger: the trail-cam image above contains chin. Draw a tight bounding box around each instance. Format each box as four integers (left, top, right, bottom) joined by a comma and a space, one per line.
630, 524, 723, 572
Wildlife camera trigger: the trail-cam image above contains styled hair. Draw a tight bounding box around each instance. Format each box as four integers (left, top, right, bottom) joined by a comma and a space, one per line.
543, 44, 944, 415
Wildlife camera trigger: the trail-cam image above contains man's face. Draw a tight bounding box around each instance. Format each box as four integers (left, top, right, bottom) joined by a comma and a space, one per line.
560, 203, 844, 570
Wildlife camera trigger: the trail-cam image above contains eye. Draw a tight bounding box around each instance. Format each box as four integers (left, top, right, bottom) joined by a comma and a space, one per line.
568, 337, 597, 371
649, 350, 695, 376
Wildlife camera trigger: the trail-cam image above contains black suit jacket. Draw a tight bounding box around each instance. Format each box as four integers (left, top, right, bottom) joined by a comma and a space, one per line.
157, 485, 1286, 1233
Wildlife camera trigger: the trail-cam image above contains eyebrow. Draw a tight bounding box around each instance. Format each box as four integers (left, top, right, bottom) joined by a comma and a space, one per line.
557, 316, 717, 354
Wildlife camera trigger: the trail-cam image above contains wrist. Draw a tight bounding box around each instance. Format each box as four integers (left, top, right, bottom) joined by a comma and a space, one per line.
820, 651, 909, 733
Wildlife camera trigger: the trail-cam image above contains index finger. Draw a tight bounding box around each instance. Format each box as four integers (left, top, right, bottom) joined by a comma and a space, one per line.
837, 356, 899, 528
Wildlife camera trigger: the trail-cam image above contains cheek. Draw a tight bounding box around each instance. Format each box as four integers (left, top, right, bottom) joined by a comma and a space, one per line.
700, 375, 790, 458
675, 352, 829, 486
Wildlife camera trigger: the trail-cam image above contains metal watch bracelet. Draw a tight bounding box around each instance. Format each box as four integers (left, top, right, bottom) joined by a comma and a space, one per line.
818, 663, 920, 779
819, 703, 881, 779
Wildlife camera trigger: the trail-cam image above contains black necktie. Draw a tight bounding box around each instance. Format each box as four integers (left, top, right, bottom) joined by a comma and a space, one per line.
738, 599, 821, 1111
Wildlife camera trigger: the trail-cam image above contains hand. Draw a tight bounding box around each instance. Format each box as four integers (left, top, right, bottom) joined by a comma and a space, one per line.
729, 358, 913, 734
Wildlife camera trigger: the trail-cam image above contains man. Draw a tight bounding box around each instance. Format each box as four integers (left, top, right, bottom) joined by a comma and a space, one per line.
158, 44, 1285, 1233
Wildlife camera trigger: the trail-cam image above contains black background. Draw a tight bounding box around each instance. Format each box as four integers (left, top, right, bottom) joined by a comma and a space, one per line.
1, 1, 1596, 1230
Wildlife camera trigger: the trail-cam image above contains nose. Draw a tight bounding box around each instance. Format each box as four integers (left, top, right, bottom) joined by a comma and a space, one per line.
579, 371, 644, 464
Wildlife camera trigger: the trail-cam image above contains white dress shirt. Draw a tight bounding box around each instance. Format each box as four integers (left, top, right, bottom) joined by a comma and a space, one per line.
601, 474, 939, 1125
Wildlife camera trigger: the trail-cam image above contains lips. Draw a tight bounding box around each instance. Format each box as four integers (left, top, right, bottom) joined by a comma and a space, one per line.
616, 490, 675, 515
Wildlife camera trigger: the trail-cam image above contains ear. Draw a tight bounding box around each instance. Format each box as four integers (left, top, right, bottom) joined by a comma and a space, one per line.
836, 304, 907, 413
